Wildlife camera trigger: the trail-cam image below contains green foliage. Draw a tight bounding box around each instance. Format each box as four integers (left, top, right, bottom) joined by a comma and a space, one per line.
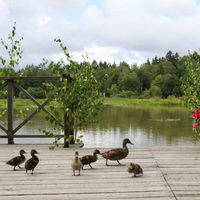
19, 87, 46, 99
44, 39, 104, 147
118, 71, 141, 92
149, 85, 162, 97
151, 74, 180, 98
0, 89, 8, 99
182, 51, 200, 133
116, 90, 136, 98
0, 22, 23, 74
40, 129, 63, 150
109, 84, 119, 96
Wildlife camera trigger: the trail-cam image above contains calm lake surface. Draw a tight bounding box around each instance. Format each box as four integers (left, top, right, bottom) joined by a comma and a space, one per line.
0, 105, 199, 147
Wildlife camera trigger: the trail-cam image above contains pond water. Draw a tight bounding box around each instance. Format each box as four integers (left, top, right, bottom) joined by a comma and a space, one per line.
0, 105, 199, 148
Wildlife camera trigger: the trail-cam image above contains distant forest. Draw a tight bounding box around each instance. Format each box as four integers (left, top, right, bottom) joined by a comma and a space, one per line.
0, 50, 189, 99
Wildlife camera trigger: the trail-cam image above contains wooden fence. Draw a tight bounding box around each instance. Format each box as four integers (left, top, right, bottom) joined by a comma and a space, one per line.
0, 76, 63, 144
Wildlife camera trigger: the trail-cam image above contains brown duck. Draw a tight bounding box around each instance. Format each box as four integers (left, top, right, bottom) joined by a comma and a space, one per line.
6, 149, 27, 171
25, 149, 39, 174
101, 138, 133, 166
127, 163, 143, 177
80, 149, 101, 169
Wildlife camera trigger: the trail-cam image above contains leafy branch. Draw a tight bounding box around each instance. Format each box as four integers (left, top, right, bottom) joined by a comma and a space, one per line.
0, 22, 24, 72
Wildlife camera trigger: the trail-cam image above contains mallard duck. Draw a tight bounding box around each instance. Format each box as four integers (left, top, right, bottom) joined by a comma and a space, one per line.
127, 163, 143, 177
80, 149, 101, 169
25, 149, 39, 174
101, 138, 133, 166
6, 149, 27, 171
71, 151, 82, 176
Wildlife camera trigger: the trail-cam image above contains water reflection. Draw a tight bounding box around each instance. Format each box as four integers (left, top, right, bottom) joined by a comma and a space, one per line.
0, 105, 199, 147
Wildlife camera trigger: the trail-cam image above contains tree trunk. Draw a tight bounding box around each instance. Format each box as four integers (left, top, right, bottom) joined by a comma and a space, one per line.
63, 113, 75, 147
63, 113, 69, 148
69, 117, 75, 144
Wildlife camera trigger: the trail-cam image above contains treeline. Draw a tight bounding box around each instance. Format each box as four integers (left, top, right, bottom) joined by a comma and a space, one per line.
0, 50, 188, 99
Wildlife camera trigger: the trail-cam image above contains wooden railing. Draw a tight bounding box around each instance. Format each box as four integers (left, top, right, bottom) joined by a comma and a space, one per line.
0, 76, 63, 144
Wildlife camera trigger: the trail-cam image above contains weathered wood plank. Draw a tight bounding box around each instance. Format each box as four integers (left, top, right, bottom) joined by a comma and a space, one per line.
0, 192, 175, 200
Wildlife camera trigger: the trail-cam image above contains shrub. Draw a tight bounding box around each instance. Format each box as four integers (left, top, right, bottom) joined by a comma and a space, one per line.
19, 87, 46, 99
116, 90, 136, 98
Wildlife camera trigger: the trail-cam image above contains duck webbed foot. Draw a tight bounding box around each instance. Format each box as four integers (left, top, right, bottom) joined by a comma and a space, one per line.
117, 160, 121, 165
89, 164, 93, 169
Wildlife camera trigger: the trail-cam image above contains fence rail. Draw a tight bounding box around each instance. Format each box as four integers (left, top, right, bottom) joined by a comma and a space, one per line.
0, 76, 62, 144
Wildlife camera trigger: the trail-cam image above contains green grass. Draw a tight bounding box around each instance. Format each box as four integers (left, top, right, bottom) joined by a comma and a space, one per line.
0, 99, 48, 111
104, 97, 184, 108
0, 97, 185, 111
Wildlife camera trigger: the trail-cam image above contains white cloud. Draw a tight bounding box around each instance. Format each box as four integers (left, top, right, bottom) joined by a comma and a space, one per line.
37, 16, 52, 26
1, 0, 200, 67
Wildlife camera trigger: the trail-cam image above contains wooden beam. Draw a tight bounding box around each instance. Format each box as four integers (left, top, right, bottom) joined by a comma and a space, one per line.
0, 134, 64, 138
0, 123, 8, 134
14, 82, 64, 128
12, 100, 49, 135
7, 80, 14, 144
0, 76, 59, 81
0, 80, 8, 91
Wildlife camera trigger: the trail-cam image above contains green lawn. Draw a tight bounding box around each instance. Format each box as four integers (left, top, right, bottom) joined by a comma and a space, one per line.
0, 97, 184, 111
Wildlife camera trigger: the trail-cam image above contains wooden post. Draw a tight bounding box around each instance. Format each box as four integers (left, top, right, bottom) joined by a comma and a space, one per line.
7, 80, 14, 144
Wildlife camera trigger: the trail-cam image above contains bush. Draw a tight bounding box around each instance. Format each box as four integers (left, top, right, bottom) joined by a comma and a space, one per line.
149, 85, 162, 97
0, 90, 8, 99
19, 87, 46, 99
116, 90, 136, 98
141, 89, 151, 98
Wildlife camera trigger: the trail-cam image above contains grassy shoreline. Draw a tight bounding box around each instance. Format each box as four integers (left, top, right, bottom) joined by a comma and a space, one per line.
0, 97, 184, 110
104, 97, 184, 108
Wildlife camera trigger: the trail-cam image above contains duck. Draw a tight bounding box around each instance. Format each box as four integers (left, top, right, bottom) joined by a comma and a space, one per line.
71, 151, 82, 176
101, 138, 133, 166
25, 149, 39, 174
127, 163, 143, 177
80, 149, 101, 169
6, 149, 27, 171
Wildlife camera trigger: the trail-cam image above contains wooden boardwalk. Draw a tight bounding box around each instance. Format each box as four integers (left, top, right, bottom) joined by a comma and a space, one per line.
0, 145, 200, 200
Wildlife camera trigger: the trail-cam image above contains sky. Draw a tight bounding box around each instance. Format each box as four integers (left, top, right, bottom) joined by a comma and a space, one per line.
1, 0, 200, 68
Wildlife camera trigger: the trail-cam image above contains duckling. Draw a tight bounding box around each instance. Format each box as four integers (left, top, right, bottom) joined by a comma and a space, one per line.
71, 151, 82, 176
80, 149, 101, 169
6, 149, 27, 171
101, 138, 133, 166
25, 149, 39, 174
127, 163, 143, 177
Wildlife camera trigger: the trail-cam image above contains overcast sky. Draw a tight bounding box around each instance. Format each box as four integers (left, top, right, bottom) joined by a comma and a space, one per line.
1, 0, 200, 67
